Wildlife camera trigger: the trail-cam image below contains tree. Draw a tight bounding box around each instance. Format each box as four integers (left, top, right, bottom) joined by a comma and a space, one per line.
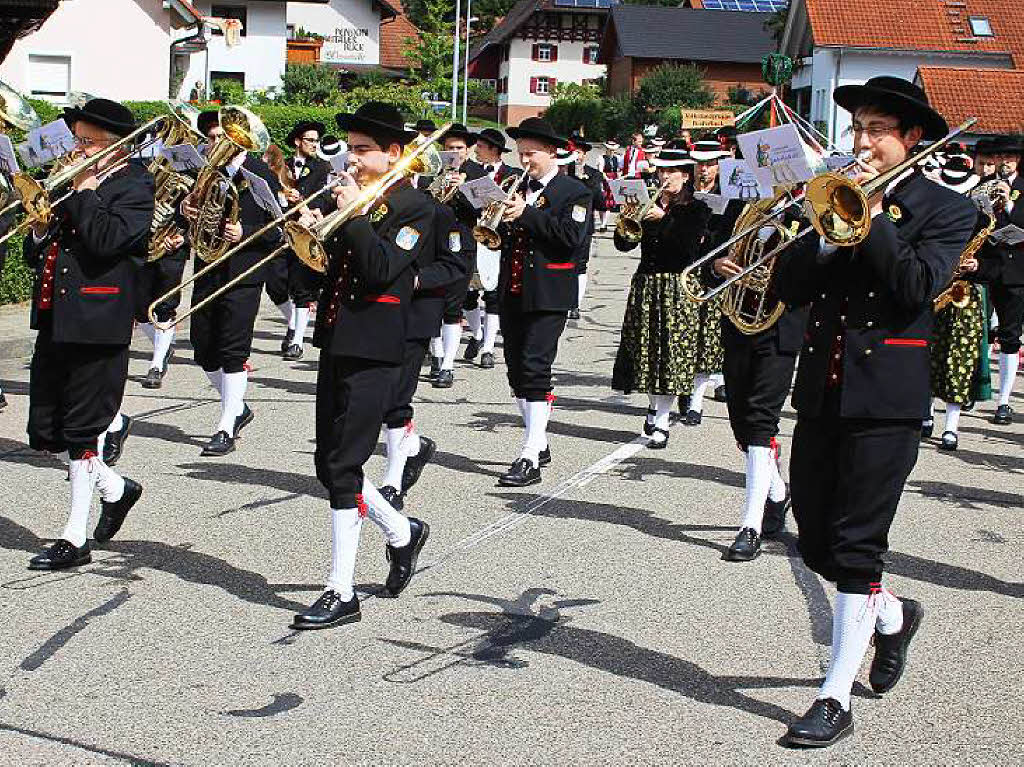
764, 8, 789, 45
402, 0, 454, 94
635, 64, 714, 113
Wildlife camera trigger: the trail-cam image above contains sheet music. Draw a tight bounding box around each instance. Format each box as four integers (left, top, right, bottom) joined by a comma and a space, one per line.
458, 175, 506, 209
160, 143, 208, 172
239, 166, 284, 219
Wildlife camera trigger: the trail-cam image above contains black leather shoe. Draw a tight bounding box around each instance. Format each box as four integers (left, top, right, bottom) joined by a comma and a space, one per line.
993, 404, 1013, 425
647, 427, 669, 449
385, 518, 430, 596
233, 404, 254, 438
29, 539, 91, 571
464, 337, 480, 360
869, 597, 924, 694
280, 328, 293, 354
94, 478, 143, 543
427, 356, 442, 380
380, 484, 404, 511
785, 698, 853, 748
724, 527, 761, 561
643, 408, 656, 436
400, 436, 436, 495
939, 430, 958, 451
141, 367, 164, 389
0, 392, 7, 411
921, 418, 934, 439
283, 343, 303, 361
103, 415, 133, 467
497, 457, 541, 487
567, 308, 581, 320
201, 430, 235, 456
762, 492, 790, 538
713, 385, 727, 402
433, 369, 454, 388
962, 400, 975, 412
291, 589, 361, 630
479, 352, 495, 369
538, 446, 551, 467
684, 409, 702, 426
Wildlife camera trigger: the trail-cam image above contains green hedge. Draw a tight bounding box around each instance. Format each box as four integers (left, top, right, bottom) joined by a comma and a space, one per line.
0, 234, 31, 305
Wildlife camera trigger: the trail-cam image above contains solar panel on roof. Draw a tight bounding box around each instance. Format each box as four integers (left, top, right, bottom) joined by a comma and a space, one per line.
552, 0, 614, 8
702, 0, 788, 10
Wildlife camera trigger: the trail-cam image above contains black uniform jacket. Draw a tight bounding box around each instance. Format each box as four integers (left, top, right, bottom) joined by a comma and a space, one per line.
977, 173, 1024, 286
314, 180, 433, 363
498, 173, 592, 312
614, 194, 711, 271
572, 163, 605, 212
27, 160, 154, 345
289, 155, 332, 214
774, 170, 977, 420
409, 201, 468, 339
194, 155, 284, 288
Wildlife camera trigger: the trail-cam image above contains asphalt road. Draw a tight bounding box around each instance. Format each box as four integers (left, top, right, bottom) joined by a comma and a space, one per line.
0, 233, 1021, 766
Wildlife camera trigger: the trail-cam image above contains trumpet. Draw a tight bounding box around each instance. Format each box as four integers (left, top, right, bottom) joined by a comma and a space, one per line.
151, 123, 449, 330
615, 179, 670, 243
427, 166, 463, 204
472, 173, 527, 250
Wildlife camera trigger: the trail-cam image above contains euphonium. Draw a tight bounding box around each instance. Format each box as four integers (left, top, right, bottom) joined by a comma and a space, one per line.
472, 173, 526, 250
147, 102, 204, 262
187, 105, 270, 263
615, 180, 670, 243
934, 211, 996, 312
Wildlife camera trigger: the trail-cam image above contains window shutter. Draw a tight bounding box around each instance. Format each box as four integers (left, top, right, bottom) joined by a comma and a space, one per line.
532, 43, 539, 61
582, 47, 588, 63
548, 77, 557, 93
550, 45, 558, 62
530, 77, 537, 94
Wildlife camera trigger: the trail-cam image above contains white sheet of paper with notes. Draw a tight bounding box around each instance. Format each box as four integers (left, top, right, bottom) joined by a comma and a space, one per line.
718, 158, 772, 200
239, 166, 283, 219
161, 143, 208, 172
0, 135, 19, 175
609, 178, 649, 206
694, 191, 730, 215
735, 124, 816, 189
458, 175, 506, 209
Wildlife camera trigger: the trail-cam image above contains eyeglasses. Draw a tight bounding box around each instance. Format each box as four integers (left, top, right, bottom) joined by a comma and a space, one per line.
74, 136, 115, 148
843, 123, 902, 140
300, 136, 320, 144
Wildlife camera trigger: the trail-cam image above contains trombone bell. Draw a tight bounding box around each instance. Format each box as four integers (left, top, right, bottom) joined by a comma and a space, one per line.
802, 172, 870, 246
285, 220, 328, 274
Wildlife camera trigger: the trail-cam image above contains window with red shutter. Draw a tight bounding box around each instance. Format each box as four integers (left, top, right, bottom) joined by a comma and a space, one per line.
532, 43, 539, 61
548, 77, 557, 93
550, 44, 558, 62
530, 77, 537, 94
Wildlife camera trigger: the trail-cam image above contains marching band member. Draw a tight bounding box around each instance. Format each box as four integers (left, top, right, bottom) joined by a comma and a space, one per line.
611, 142, 711, 449
136, 230, 187, 391
295, 102, 433, 630
772, 77, 976, 747
567, 133, 604, 320
0, 209, 11, 411
184, 110, 283, 457
598, 140, 621, 232
495, 118, 592, 487
262, 143, 297, 351
24, 98, 153, 570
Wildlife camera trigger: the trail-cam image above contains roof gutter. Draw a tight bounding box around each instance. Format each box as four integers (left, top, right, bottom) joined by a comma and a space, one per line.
815, 44, 1012, 60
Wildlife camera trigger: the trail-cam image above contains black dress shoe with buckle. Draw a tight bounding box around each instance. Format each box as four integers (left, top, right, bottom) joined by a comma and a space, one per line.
379, 484, 404, 511
761, 492, 790, 538
713, 385, 727, 402
283, 343, 304, 361
233, 404, 254, 438
93, 478, 143, 543
29, 539, 92, 571
433, 369, 454, 388
538, 446, 551, 467
0, 391, 7, 411
869, 597, 924, 694
201, 430, 235, 456
400, 436, 436, 495
939, 430, 958, 451
479, 352, 495, 369
921, 418, 934, 438
992, 404, 1013, 425
684, 409, 702, 426
464, 337, 480, 360
724, 527, 761, 561
567, 308, 581, 320
784, 698, 853, 748
102, 415, 133, 466
385, 518, 430, 596
647, 427, 669, 449
141, 367, 164, 389
497, 457, 541, 487
427, 356, 442, 380
280, 328, 294, 354
291, 589, 361, 630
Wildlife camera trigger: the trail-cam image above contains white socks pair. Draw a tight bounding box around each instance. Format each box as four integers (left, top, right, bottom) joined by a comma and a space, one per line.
739, 446, 786, 532
688, 373, 723, 413
518, 398, 551, 465
277, 300, 295, 328
440, 322, 462, 371
481, 314, 500, 354
382, 424, 422, 489
465, 308, 483, 341
151, 327, 175, 371
999, 352, 1019, 406
325, 477, 412, 600
943, 402, 961, 434
646, 394, 674, 444
818, 587, 904, 710
215, 371, 247, 434
62, 455, 125, 547
290, 305, 311, 346
578, 274, 588, 309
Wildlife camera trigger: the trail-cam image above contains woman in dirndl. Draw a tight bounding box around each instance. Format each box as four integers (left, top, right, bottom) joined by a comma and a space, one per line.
612, 141, 712, 448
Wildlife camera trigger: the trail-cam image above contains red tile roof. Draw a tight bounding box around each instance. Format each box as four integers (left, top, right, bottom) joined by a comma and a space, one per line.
379, 7, 420, 70
917, 67, 1024, 135
805, 0, 1024, 67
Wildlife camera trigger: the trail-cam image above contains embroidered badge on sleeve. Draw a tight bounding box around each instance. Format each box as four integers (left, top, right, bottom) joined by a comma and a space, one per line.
448, 230, 461, 252
396, 226, 421, 251
886, 204, 902, 222
572, 204, 587, 223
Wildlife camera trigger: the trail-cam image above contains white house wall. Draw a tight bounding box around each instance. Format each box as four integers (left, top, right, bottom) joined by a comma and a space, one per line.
501, 37, 604, 109
286, 0, 381, 67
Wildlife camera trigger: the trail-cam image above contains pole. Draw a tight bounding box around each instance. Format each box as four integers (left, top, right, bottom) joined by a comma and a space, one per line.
462, 0, 472, 123
451, 0, 462, 121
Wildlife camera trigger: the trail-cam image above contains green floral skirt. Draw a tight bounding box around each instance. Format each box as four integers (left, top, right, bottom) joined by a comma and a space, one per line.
931, 284, 985, 404
612, 272, 724, 395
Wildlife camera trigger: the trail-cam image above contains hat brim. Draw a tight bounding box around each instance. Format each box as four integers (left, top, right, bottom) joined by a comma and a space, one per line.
691, 150, 731, 161
650, 158, 696, 168
833, 84, 948, 141
506, 125, 569, 149
441, 128, 477, 146
336, 113, 417, 145
938, 173, 980, 194
477, 135, 510, 153
62, 106, 136, 138
286, 121, 327, 145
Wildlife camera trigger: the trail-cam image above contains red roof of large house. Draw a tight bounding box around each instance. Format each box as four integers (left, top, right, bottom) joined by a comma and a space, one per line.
917, 67, 1024, 136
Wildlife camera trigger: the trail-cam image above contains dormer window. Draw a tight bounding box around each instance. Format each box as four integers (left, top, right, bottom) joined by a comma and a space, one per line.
969, 17, 993, 37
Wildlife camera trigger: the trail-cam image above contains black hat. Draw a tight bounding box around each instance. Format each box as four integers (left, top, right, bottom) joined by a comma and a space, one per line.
414, 118, 437, 133
317, 135, 345, 161
937, 154, 980, 194
507, 117, 569, 149
440, 123, 477, 146
650, 143, 696, 168
62, 98, 136, 138
475, 127, 509, 152
568, 132, 592, 152
691, 138, 731, 162
335, 101, 417, 146
715, 125, 739, 139
833, 76, 948, 141
989, 135, 1024, 155
286, 120, 326, 146
197, 110, 219, 136
974, 138, 995, 155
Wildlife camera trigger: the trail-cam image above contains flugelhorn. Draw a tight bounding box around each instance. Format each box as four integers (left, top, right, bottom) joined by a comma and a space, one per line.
615, 179, 670, 243
472, 173, 527, 250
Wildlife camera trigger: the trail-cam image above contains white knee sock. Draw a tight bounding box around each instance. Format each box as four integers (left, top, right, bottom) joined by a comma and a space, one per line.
741, 446, 774, 532
277, 300, 294, 326
645, 393, 658, 430
874, 586, 904, 635
818, 591, 877, 710
63, 459, 97, 547
292, 306, 311, 344
768, 454, 786, 502
382, 425, 410, 489
688, 374, 711, 413
943, 402, 961, 434
326, 507, 362, 600
151, 327, 174, 370
516, 397, 527, 420
521, 400, 551, 464
999, 352, 1019, 406
710, 372, 725, 388
465, 307, 482, 340
577, 274, 588, 309
107, 411, 125, 434
441, 323, 461, 371
430, 336, 443, 359
216, 371, 247, 434
89, 455, 125, 503
205, 368, 224, 397
139, 322, 156, 345
361, 477, 411, 547
482, 314, 500, 354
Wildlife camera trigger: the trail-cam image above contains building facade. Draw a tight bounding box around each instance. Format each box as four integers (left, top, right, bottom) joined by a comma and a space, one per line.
286, 0, 398, 71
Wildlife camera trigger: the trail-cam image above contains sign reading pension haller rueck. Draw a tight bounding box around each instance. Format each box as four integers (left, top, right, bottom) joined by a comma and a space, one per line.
679, 110, 736, 129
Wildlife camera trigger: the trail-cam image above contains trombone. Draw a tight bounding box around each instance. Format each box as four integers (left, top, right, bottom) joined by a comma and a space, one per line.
150, 123, 450, 330
682, 118, 978, 304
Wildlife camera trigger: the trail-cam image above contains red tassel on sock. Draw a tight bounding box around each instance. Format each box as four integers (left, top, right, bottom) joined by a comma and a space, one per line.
356, 494, 368, 519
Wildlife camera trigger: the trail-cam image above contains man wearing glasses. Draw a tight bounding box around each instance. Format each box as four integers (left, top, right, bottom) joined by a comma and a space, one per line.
773, 77, 976, 747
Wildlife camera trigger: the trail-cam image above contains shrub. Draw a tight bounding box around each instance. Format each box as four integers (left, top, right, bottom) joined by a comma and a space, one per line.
0, 234, 32, 304
544, 82, 607, 139
210, 78, 246, 106
280, 63, 340, 106
635, 64, 714, 113
465, 79, 497, 107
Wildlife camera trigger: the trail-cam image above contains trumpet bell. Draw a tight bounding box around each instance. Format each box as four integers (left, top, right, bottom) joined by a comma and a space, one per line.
285, 220, 328, 273
803, 172, 870, 246
0, 78, 41, 131
472, 223, 501, 250
616, 216, 643, 243
412, 143, 443, 177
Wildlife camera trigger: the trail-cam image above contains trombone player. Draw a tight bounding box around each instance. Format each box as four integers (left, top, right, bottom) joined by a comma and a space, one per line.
23, 98, 153, 571
770, 77, 977, 747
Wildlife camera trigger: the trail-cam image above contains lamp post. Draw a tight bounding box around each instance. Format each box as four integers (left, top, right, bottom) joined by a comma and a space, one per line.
450, 0, 462, 121
462, 6, 476, 123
